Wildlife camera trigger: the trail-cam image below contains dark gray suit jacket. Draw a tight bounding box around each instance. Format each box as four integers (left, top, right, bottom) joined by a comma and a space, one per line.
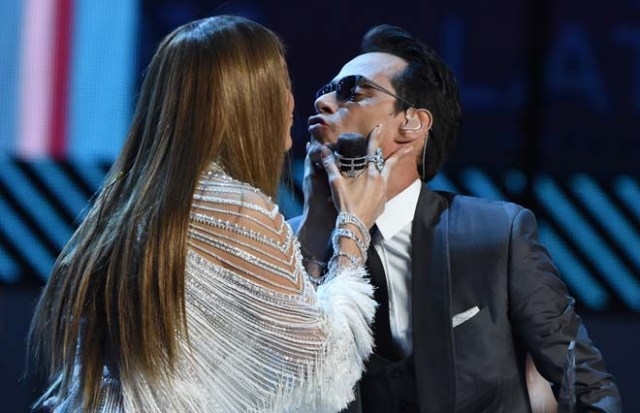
289, 185, 621, 412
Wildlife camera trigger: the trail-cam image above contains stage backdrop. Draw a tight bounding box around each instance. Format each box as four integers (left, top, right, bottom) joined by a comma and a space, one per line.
1, 0, 638, 312
1, 1, 639, 412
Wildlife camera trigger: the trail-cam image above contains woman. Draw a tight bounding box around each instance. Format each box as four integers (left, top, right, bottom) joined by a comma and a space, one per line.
28, 15, 404, 412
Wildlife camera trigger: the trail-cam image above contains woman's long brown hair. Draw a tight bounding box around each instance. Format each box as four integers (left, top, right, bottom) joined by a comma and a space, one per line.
28, 15, 290, 410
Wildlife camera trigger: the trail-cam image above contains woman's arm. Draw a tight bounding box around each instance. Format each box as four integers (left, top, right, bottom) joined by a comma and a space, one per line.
184, 174, 375, 412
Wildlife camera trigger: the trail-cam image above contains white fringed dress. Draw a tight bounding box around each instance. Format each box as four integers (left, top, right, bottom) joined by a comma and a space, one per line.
47, 164, 376, 412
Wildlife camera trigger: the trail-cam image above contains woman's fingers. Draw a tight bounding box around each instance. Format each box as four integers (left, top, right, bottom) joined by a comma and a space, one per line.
321, 146, 340, 177
321, 145, 348, 210
366, 125, 382, 156
320, 138, 393, 228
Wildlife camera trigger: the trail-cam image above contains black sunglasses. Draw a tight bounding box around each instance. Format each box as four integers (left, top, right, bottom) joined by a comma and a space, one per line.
315, 74, 415, 108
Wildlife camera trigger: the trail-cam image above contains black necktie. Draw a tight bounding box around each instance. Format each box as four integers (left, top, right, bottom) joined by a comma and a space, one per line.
367, 227, 399, 360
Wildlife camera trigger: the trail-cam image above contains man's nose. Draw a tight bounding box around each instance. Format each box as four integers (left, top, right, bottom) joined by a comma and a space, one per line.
314, 92, 338, 114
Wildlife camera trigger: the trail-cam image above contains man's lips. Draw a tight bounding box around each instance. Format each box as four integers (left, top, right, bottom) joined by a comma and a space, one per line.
307, 116, 327, 127
307, 116, 330, 139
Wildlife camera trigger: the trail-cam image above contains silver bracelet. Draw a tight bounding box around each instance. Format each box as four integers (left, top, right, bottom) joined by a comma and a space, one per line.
336, 212, 371, 246
307, 272, 329, 287
332, 228, 368, 260
329, 251, 364, 268
332, 228, 368, 259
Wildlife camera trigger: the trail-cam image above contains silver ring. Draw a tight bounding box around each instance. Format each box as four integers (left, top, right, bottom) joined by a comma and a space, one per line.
342, 168, 366, 179
335, 153, 367, 178
367, 148, 384, 172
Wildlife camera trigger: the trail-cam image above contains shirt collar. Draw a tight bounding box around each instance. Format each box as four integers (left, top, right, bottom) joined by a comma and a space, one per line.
375, 179, 422, 240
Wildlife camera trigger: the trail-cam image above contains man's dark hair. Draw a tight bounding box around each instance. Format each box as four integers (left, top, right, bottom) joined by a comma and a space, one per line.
361, 25, 461, 182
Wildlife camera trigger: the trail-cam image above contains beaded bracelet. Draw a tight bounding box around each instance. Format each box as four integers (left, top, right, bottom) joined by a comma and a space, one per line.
336, 212, 371, 246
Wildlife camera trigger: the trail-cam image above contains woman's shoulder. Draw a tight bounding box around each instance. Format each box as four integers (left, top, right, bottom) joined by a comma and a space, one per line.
188, 164, 305, 295
195, 164, 277, 214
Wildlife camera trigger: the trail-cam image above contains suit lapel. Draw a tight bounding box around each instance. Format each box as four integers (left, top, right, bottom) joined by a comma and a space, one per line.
412, 187, 456, 412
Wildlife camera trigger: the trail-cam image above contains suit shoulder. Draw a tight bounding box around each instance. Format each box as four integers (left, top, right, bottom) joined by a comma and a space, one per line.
445, 193, 527, 220
437, 192, 537, 239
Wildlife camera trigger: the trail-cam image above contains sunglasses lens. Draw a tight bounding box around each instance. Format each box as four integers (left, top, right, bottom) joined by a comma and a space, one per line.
316, 75, 413, 107
335, 76, 358, 102
316, 76, 360, 101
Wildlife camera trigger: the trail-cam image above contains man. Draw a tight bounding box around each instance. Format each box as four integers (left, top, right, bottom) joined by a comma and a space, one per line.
292, 25, 621, 412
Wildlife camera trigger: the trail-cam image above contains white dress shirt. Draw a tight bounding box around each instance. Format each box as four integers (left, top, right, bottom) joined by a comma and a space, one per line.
374, 179, 422, 358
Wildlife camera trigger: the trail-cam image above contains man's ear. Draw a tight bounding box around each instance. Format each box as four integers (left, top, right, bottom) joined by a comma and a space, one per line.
397, 108, 433, 143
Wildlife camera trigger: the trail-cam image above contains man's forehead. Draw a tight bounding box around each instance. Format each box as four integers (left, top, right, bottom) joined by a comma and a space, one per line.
335, 52, 407, 84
